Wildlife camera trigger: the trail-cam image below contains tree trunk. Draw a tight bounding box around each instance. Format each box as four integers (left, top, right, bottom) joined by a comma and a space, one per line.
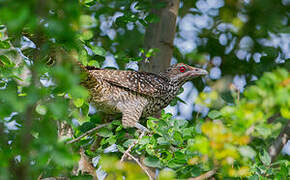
139, 1, 179, 178
139, 0, 179, 73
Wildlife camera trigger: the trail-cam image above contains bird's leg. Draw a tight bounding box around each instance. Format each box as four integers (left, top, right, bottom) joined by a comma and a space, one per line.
121, 128, 147, 162
117, 101, 148, 131
121, 111, 148, 132
118, 104, 150, 162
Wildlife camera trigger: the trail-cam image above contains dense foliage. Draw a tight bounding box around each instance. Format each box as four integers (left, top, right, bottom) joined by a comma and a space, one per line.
0, 0, 289, 179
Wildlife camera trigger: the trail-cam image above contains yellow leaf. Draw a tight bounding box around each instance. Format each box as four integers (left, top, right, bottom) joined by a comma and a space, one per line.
281, 107, 290, 119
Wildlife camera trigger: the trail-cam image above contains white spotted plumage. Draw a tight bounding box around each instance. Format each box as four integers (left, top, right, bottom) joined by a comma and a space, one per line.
80, 63, 207, 130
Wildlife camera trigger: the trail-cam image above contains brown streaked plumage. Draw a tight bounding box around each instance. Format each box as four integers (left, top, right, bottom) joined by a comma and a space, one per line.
80, 63, 207, 131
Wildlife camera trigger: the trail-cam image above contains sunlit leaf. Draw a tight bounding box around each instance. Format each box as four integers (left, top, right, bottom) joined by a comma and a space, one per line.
35, 104, 47, 115
90, 45, 106, 57
0, 55, 15, 67
0, 40, 10, 49
73, 98, 84, 108
208, 110, 222, 119
238, 146, 256, 159
143, 156, 162, 168
259, 149, 271, 166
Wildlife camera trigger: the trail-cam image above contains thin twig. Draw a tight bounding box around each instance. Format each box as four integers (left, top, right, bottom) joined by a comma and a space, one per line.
121, 130, 146, 162
246, 125, 255, 135
37, 158, 52, 180
196, 111, 200, 120
66, 123, 111, 144
237, 89, 240, 103
125, 152, 154, 180
188, 168, 217, 180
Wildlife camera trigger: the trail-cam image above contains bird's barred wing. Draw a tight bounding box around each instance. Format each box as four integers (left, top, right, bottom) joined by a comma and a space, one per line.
90, 69, 168, 97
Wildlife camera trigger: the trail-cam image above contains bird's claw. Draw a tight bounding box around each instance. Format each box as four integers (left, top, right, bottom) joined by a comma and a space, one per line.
135, 122, 149, 133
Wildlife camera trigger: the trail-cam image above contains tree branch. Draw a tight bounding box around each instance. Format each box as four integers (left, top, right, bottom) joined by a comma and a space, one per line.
121, 130, 146, 162
125, 152, 154, 180
188, 168, 216, 180
66, 123, 111, 144
268, 120, 290, 162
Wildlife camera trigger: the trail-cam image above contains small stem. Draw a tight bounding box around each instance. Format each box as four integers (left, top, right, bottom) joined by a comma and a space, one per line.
66, 123, 111, 144
120, 130, 146, 162
188, 168, 217, 180
125, 152, 154, 180
196, 111, 200, 119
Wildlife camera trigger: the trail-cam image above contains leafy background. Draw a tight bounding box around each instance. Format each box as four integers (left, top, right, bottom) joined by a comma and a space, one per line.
0, 0, 289, 179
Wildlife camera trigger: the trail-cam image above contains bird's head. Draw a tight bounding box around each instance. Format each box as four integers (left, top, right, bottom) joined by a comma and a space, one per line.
162, 63, 208, 83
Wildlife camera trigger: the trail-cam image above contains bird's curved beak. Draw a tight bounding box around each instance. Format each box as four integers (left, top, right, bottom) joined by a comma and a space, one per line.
189, 67, 208, 77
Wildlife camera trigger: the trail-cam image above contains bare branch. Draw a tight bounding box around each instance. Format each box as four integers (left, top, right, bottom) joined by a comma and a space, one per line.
121, 130, 146, 162
188, 168, 216, 180
268, 120, 290, 162
66, 123, 111, 144
41, 177, 69, 180
76, 148, 97, 179
125, 152, 154, 180
120, 131, 154, 179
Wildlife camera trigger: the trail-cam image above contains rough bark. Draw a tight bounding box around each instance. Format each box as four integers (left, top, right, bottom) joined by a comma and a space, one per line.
268, 120, 290, 162
139, 0, 180, 73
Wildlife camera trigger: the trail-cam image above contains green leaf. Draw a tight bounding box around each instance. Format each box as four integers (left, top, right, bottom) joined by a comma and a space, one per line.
80, 14, 95, 27
259, 149, 271, 166
143, 156, 162, 168
147, 118, 158, 130
90, 45, 106, 57
80, 0, 94, 5
106, 136, 117, 144
182, 127, 194, 139
188, 136, 209, 154
80, 30, 93, 40
255, 124, 272, 138
0, 55, 15, 67
174, 151, 186, 161
145, 14, 160, 23
176, 97, 186, 104
208, 110, 222, 119
80, 122, 95, 133
88, 60, 100, 68
221, 91, 234, 104
170, 98, 178, 106
0, 40, 10, 49
238, 146, 256, 159
158, 169, 175, 180
35, 104, 47, 115
81, 102, 89, 117
174, 119, 188, 128
167, 159, 185, 168
157, 137, 170, 145
73, 98, 84, 108
173, 131, 183, 145
98, 127, 113, 137
139, 136, 150, 145
111, 120, 121, 126
145, 48, 159, 58
123, 139, 136, 148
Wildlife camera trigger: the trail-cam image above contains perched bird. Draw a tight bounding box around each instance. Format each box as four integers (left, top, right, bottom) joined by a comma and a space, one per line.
80, 63, 207, 131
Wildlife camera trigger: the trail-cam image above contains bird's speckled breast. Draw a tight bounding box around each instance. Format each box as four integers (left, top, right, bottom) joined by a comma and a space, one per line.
141, 83, 179, 117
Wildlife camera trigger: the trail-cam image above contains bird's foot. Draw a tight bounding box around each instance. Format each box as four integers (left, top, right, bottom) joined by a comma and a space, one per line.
135, 122, 149, 133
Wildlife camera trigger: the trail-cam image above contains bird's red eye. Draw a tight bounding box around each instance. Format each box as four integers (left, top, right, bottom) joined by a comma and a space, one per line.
179, 66, 186, 73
